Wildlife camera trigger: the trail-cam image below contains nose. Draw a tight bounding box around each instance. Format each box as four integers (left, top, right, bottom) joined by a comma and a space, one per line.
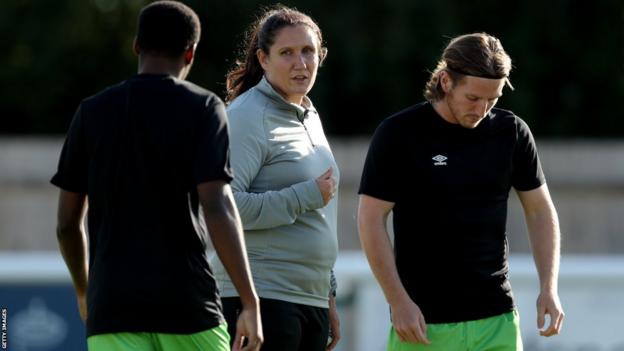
293, 53, 307, 69
476, 100, 488, 117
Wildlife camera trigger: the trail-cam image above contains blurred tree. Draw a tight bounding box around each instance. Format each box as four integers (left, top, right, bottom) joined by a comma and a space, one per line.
0, 0, 622, 137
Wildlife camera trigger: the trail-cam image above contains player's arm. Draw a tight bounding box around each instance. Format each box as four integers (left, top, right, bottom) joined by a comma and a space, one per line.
56, 189, 88, 322
357, 194, 429, 345
517, 184, 564, 337
197, 180, 263, 350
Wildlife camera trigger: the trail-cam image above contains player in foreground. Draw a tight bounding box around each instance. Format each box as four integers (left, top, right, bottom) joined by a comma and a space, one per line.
52, 1, 262, 350
358, 32, 564, 350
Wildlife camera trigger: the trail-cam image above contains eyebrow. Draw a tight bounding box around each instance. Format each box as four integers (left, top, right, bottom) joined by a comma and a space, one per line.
467, 93, 503, 100
277, 43, 316, 50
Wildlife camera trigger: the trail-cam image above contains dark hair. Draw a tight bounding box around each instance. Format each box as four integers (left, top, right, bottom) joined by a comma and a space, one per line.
424, 32, 513, 101
225, 5, 327, 103
136, 1, 201, 58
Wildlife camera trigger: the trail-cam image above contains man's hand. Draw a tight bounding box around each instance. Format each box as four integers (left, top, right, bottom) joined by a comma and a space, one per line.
77, 292, 87, 322
198, 181, 263, 349
358, 194, 428, 344
390, 298, 430, 345
537, 290, 564, 337
56, 190, 89, 323
326, 295, 341, 350
517, 186, 564, 337
232, 305, 263, 351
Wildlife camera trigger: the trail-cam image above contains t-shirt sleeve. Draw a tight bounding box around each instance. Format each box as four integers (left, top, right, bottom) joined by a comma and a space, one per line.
511, 117, 546, 191
50, 104, 89, 193
194, 97, 234, 184
358, 119, 400, 202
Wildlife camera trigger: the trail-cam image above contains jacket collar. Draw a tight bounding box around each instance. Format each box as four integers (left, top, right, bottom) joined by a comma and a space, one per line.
255, 76, 317, 121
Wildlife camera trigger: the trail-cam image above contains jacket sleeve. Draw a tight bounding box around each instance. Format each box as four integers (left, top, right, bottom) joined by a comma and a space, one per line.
229, 108, 324, 230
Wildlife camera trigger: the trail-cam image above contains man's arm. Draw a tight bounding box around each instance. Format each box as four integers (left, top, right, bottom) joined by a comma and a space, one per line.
197, 181, 263, 351
517, 184, 565, 337
56, 189, 88, 321
357, 194, 429, 345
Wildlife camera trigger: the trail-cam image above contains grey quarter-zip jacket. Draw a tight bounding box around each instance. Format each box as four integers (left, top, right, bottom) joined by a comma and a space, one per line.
211, 76, 339, 308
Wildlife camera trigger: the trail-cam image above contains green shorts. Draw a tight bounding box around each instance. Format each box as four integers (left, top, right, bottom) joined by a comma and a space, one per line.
387, 311, 523, 351
87, 323, 230, 351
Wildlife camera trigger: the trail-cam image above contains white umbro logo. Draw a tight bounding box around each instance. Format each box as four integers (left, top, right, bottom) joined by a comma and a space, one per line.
432, 154, 448, 166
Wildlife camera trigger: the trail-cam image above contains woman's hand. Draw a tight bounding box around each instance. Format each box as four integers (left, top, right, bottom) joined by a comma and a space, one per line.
327, 295, 341, 350
316, 168, 337, 205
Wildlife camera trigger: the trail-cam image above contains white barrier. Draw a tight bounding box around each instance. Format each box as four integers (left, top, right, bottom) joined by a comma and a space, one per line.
334, 252, 624, 351
2, 252, 624, 351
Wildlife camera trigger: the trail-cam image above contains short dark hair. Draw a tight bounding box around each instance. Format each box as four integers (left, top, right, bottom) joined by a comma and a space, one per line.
424, 33, 513, 101
136, 1, 201, 58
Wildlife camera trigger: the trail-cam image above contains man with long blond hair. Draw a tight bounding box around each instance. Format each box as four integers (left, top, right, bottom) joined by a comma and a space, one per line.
358, 33, 564, 350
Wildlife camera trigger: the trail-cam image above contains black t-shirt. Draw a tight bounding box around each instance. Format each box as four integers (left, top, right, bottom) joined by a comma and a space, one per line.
359, 102, 545, 323
51, 74, 233, 336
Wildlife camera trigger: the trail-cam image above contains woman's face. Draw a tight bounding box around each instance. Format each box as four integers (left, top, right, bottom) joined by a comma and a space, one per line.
257, 24, 320, 105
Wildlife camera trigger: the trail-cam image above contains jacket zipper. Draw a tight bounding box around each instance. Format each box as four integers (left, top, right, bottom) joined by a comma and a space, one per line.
299, 109, 315, 147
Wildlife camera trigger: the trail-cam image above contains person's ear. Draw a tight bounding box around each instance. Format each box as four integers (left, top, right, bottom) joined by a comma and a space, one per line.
256, 49, 269, 71
132, 37, 140, 56
319, 47, 328, 66
184, 44, 197, 65
440, 70, 452, 93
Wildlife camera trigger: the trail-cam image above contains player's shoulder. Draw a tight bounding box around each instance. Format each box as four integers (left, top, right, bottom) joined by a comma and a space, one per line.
489, 107, 530, 129
376, 101, 431, 133
388, 101, 429, 120
173, 79, 223, 107
81, 80, 126, 109
491, 106, 522, 122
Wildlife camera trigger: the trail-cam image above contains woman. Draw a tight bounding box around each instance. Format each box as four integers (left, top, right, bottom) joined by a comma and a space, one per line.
211, 6, 341, 351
